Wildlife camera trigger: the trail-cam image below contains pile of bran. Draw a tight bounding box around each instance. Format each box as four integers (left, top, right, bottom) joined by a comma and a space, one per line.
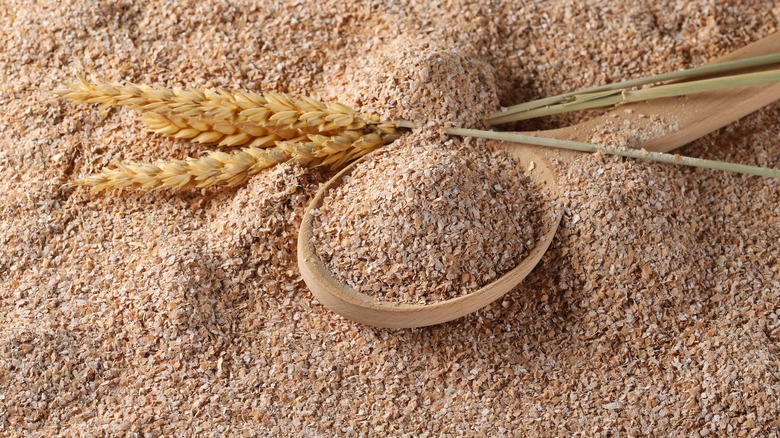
0, 0, 778, 435
311, 132, 545, 304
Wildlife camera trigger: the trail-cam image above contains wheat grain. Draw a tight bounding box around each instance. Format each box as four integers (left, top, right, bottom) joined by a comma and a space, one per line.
55, 77, 275, 146
139, 112, 303, 148
278, 131, 399, 169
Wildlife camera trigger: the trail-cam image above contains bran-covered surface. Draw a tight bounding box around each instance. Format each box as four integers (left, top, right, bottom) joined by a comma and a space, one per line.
1, 0, 779, 435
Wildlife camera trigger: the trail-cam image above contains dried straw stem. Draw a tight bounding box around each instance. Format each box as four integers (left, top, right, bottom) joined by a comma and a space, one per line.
485, 55, 780, 125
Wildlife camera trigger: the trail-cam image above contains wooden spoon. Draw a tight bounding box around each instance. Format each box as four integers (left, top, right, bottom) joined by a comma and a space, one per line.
298, 33, 780, 328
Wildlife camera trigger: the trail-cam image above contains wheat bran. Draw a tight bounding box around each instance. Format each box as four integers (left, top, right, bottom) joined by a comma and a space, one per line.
329, 37, 499, 128
1, 0, 778, 436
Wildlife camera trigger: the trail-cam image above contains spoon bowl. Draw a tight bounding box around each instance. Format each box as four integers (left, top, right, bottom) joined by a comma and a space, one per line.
298, 32, 780, 328
298, 146, 563, 329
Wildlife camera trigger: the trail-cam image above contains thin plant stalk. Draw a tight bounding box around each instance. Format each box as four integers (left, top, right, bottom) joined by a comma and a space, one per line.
488, 70, 780, 123
444, 127, 780, 179
486, 53, 780, 124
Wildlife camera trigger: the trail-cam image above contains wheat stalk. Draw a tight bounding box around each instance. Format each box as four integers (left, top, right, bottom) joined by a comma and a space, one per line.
485, 54, 780, 124
62, 56, 780, 194
486, 53, 780, 123
138, 112, 307, 148
279, 131, 400, 169
486, 69, 780, 123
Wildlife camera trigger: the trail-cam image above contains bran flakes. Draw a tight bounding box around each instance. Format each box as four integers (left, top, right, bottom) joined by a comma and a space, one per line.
0, 0, 778, 435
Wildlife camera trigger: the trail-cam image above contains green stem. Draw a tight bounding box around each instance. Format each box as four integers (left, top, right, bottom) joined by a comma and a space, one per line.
443, 128, 780, 178
486, 53, 780, 124
486, 69, 780, 124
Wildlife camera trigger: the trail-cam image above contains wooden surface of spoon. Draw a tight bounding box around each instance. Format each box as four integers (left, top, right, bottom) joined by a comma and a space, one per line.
299, 32, 780, 329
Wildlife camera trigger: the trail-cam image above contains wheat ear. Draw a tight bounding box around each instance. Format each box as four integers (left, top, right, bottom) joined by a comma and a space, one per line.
54, 77, 396, 146
75, 130, 399, 192
279, 131, 401, 169
138, 112, 307, 148
75, 146, 292, 192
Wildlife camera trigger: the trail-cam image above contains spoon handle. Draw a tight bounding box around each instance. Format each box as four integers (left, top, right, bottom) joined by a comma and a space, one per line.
535, 31, 780, 157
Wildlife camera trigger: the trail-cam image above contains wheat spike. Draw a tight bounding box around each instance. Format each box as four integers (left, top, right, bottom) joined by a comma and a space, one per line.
54, 77, 395, 146
75, 146, 293, 192
139, 112, 303, 148
75, 129, 399, 192
57, 77, 405, 191
278, 131, 399, 169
